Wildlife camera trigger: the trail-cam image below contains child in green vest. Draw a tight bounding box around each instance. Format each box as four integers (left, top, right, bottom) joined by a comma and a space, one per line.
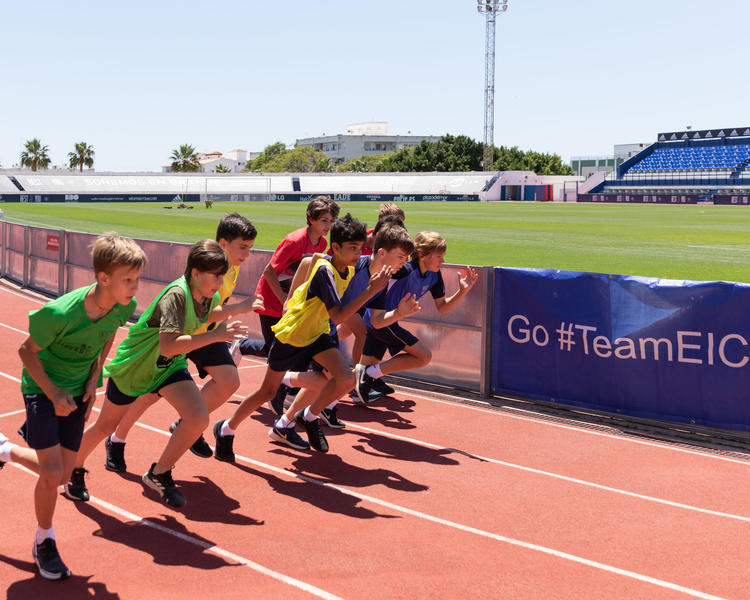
64, 239, 247, 509
0, 233, 146, 580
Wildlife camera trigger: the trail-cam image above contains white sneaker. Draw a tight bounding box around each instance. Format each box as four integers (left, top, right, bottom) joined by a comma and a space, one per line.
229, 340, 242, 366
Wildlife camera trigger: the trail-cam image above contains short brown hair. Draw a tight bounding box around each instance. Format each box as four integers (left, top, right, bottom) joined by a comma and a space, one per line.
374, 225, 413, 255
378, 202, 405, 221
412, 231, 446, 261
306, 195, 340, 225
184, 239, 228, 281
91, 232, 147, 275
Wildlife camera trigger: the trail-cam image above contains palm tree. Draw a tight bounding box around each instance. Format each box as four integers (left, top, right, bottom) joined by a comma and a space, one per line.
67, 142, 95, 172
214, 164, 231, 173
20, 139, 51, 171
170, 144, 201, 172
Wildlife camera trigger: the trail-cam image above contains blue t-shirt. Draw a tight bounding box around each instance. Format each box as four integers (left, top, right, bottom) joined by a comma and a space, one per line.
340, 256, 388, 317
364, 258, 445, 328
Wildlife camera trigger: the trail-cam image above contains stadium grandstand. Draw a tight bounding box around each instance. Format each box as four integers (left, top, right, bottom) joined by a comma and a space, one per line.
580, 126, 750, 204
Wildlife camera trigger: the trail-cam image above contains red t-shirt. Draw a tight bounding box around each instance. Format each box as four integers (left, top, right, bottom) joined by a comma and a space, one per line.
255, 227, 328, 317
361, 228, 375, 256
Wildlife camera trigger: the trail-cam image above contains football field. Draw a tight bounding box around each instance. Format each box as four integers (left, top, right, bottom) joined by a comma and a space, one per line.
2, 201, 750, 283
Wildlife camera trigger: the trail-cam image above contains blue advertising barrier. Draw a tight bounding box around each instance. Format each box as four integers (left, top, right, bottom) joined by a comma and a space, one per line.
491, 268, 750, 432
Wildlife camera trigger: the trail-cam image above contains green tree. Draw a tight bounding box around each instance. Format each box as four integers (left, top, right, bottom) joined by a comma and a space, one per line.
245, 142, 287, 171
20, 138, 51, 171
253, 145, 333, 173
214, 164, 231, 173
67, 141, 95, 172
376, 135, 484, 172
336, 153, 393, 173
170, 144, 201, 172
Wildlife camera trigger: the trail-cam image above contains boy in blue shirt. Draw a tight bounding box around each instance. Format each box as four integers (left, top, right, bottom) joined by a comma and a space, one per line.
354, 231, 478, 403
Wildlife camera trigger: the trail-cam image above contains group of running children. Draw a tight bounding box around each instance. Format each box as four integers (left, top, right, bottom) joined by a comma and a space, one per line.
0, 197, 478, 581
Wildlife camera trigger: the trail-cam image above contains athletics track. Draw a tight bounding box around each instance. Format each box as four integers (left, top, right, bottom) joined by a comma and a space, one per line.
0, 280, 748, 599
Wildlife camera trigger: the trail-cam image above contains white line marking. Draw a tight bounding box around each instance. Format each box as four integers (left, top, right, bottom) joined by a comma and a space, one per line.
0, 371, 22, 384
395, 389, 750, 467
127, 420, 728, 599
6, 462, 342, 600
0, 408, 26, 419
0, 321, 28, 336
344, 422, 750, 524
0, 284, 46, 305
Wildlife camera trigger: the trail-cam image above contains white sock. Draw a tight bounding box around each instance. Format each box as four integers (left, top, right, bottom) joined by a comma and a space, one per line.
277, 415, 293, 428
35, 525, 55, 545
110, 434, 126, 444
365, 364, 383, 379
303, 406, 319, 422
325, 400, 338, 410
281, 372, 293, 387
0, 440, 14, 462
221, 420, 236, 437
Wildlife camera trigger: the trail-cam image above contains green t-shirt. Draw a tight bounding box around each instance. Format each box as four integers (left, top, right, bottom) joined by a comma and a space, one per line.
104, 276, 220, 397
21, 284, 136, 396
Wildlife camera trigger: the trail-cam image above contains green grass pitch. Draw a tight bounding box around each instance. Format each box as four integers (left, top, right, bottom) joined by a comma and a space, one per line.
2, 201, 750, 283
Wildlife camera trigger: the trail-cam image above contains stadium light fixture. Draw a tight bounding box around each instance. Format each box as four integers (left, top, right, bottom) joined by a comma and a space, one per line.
476, 0, 508, 171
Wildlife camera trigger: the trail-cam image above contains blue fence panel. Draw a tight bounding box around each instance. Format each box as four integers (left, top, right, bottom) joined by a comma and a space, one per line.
491, 267, 750, 432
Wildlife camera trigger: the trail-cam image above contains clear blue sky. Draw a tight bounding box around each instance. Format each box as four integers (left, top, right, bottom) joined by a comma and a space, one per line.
1, 0, 747, 172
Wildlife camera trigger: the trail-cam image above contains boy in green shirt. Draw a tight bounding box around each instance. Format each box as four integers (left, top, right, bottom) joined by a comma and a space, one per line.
64, 239, 249, 509
0, 233, 146, 580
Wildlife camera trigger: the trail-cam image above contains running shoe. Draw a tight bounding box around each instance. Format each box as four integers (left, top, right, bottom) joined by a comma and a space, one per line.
33, 538, 70, 580
104, 435, 126, 472
294, 410, 328, 453
169, 419, 213, 459
63, 467, 90, 502
268, 421, 310, 450
142, 463, 186, 508
320, 407, 345, 429
213, 420, 235, 463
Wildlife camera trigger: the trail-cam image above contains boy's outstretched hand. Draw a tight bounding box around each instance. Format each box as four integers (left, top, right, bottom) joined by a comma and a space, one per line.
214, 319, 249, 342
396, 293, 421, 319
458, 266, 479, 292
367, 264, 393, 293
250, 294, 264, 313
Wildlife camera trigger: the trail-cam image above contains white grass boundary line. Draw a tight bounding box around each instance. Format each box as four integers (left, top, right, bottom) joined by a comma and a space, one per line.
343, 422, 750, 525
6, 462, 342, 600
126, 420, 727, 600
395, 389, 750, 467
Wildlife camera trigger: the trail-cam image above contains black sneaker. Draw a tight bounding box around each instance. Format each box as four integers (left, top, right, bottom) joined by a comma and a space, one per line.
349, 389, 382, 404
170, 419, 213, 458
33, 538, 70, 580
213, 420, 235, 463
105, 436, 126, 472
268, 421, 310, 450
294, 410, 329, 453
269, 384, 288, 416
0, 430, 7, 469
354, 364, 375, 404
63, 467, 89, 502
142, 463, 186, 508
371, 378, 395, 396
320, 407, 345, 429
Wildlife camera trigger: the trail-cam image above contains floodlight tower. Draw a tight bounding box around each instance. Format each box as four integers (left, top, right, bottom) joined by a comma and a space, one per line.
477, 0, 508, 171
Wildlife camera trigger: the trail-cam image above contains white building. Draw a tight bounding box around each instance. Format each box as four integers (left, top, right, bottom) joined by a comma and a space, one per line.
162, 149, 258, 173
571, 143, 649, 178
296, 122, 440, 164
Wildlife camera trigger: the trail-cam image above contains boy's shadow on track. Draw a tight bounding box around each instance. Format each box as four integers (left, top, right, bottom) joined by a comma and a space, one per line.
103, 470, 263, 526
345, 430, 487, 465
339, 396, 417, 430
228, 459, 401, 520
0, 553, 120, 599
73, 501, 243, 571
273, 448, 429, 492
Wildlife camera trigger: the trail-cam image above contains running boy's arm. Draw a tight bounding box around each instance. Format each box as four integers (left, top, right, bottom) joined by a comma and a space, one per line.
433, 266, 479, 314
81, 333, 117, 419
369, 293, 421, 329
327, 265, 392, 325
207, 294, 264, 322
159, 320, 248, 357
18, 337, 77, 416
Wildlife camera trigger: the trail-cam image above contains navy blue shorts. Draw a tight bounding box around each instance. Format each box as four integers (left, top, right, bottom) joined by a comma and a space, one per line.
362, 323, 419, 360
187, 341, 234, 379
23, 393, 87, 452
267, 333, 339, 373
106, 369, 193, 406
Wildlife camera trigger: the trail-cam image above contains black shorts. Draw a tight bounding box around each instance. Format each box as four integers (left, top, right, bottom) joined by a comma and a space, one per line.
267, 333, 339, 373
106, 369, 193, 406
187, 341, 234, 379
362, 323, 419, 360
23, 393, 87, 452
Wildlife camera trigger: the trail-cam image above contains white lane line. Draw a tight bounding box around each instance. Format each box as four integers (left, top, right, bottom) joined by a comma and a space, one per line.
343, 421, 750, 525
0, 371, 22, 384
395, 389, 750, 467
127, 420, 728, 600
0, 284, 46, 305
6, 462, 342, 600
0, 321, 28, 336
0, 409, 25, 419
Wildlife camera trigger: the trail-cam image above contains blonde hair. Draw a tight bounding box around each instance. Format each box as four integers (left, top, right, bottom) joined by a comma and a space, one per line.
91, 232, 147, 275
411, 231, 446, 261
378, 202, 405, 221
